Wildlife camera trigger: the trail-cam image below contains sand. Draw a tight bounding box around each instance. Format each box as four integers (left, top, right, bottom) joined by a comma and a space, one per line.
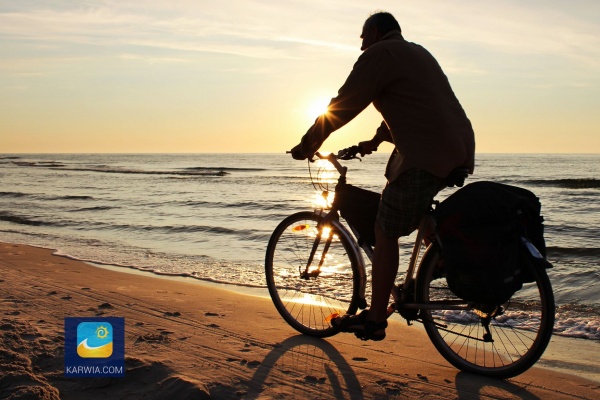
0, 242, 598, 399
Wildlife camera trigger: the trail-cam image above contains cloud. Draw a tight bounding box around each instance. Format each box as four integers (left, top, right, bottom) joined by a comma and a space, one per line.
1, 1, 598, 81
0, 3, 355, 62
118, 53, 187, 64
402, 2, 600, 68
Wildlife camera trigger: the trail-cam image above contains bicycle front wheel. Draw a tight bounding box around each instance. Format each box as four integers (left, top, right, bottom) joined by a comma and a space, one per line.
417, 244, 555, 379
265, 212, 362, 337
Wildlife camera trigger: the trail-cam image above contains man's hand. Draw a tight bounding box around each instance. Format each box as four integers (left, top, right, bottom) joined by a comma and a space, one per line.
290, 143, 308, 160
358, 140, 378, 156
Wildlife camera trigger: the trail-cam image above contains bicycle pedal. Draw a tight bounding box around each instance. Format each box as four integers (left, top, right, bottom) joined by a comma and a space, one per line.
324, 312, 341, 324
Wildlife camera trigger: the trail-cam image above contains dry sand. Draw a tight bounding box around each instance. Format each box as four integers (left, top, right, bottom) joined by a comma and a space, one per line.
0, 242, 598, 399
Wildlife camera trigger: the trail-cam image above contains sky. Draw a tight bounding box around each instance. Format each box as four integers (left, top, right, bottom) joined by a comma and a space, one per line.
1, 0, 598, 154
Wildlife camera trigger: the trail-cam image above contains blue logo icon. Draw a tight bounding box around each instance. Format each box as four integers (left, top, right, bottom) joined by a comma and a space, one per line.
77, 322, 113, 358
65, 317, 124, 377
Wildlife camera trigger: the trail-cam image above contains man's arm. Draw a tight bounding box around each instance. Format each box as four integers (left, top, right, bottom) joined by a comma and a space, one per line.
358, 121, 392, 156
290, 48, 386, 159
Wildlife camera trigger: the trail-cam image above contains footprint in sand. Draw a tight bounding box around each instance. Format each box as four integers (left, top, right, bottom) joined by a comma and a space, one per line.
136, 333, 171, 343
304, 375, 327, 384
164, 311, 181, 317
0, 323, 15, 330
204, 312, 222, 317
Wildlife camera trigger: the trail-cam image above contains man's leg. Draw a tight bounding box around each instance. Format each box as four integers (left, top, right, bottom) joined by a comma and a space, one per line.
367, 169, 442, 325
367, 224, 400, 324
332, 169, 441, 338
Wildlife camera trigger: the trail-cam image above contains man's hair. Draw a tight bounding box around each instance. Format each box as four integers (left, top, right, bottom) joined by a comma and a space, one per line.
366, 11, 401, 35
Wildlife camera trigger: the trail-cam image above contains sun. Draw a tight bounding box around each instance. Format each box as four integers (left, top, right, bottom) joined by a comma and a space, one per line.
307, 97, 331, 121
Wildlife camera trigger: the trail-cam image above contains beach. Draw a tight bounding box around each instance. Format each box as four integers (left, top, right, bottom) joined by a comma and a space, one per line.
2, 153, 599, 343
1, 242, 598, 399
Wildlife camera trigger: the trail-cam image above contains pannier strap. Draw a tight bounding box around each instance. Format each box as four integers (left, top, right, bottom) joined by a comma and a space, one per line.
444, 168, 470, 188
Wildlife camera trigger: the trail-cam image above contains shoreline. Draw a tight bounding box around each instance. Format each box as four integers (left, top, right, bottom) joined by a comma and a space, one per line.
13, 240, 600, 340
0, 241, 598, 399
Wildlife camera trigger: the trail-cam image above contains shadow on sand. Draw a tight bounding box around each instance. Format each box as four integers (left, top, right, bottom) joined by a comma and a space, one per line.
243, 333, 545, 399
246, 335, 363, 399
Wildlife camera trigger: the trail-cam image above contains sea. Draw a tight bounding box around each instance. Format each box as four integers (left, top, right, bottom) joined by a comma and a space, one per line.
1, 153, 598, 341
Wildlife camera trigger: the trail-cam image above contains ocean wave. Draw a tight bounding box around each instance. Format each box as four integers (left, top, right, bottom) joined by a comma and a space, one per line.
71, 206, 115, 212
547, 246, 600, 258
11, 161, 66, 168
554, 307, 600, 340
85, 220, 254, 237
184, 166, 267, 172
0, 212, 46, 227
157, 225, 239, 235
0, 191, 96, 201
228, 200, 287, 210
0, 191, 28, 198
59, 195, 95, 201
524, 178, 600, 189
0, 212, 73, 228
60, 167, 231, 177
11, 162, 231, 177
178, 199, 289, 212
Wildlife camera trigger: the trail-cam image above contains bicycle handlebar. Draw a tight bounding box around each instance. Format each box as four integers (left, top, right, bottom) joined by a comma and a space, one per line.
287, 145, 365, 178
336, 145, 363, 160
286, 145, 363, 161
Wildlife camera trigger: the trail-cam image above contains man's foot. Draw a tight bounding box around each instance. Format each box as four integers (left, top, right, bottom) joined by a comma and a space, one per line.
331, 310, 387, 341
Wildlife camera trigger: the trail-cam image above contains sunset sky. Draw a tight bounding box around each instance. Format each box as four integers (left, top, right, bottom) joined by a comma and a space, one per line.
1, 1, 598, 153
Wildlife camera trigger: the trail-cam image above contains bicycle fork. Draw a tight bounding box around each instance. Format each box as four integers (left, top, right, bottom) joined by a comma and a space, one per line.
299, 219, 334, 280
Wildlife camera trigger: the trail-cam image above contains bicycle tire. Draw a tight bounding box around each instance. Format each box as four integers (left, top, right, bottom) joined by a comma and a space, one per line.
265, 211, 362, 337
416, 243, 555, 379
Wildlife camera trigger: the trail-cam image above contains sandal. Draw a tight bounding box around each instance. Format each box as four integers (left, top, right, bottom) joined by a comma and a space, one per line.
331, 310, 388, 341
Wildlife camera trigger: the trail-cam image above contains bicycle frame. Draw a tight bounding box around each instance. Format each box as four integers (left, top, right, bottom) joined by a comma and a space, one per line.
310, 152, 469, 315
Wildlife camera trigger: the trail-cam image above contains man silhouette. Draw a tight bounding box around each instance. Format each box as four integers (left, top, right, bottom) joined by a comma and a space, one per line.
291, 11, 475, 340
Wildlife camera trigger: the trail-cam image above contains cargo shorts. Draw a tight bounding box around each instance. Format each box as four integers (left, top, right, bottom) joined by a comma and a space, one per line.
376, 169, 443, 238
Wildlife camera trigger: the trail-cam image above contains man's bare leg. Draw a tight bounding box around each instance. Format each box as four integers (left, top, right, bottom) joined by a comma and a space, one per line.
367, 223, 400, 324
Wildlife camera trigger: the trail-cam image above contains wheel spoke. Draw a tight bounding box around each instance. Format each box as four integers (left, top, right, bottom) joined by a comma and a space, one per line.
417, 244, 555, 378
266, 212, 360, 337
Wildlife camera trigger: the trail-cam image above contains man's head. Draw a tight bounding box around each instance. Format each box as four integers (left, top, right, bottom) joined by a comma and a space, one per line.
360, 12, 401, 51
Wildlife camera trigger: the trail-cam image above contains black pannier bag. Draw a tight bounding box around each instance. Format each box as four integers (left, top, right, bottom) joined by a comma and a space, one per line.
434, 181, 552, 305
335, 184, 380, 247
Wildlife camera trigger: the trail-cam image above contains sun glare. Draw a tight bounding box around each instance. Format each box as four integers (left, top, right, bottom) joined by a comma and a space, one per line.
307, 97, 331, 120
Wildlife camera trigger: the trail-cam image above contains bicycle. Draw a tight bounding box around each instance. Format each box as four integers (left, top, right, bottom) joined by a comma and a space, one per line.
265, 148, 555, 379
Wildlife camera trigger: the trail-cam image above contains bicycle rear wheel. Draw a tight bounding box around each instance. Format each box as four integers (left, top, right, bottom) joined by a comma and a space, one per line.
417, 243, 555, 378
265, 211, 362, 337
